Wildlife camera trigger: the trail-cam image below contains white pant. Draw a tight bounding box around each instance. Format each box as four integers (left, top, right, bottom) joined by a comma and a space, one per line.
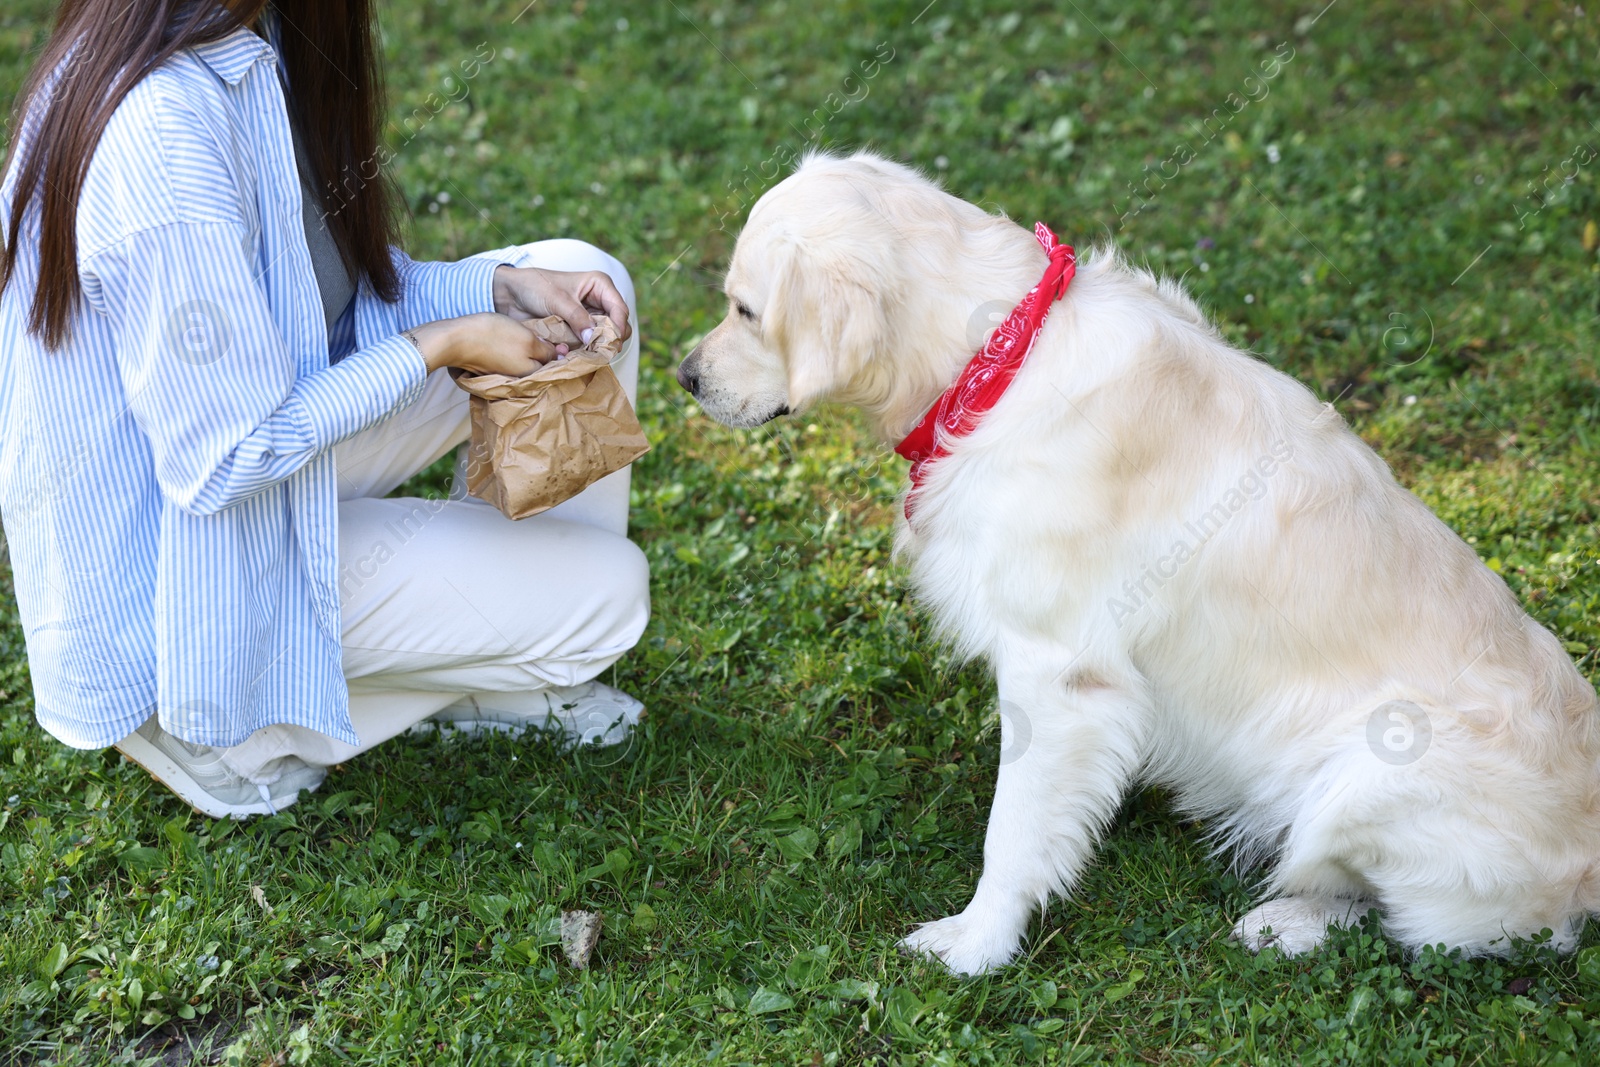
220, 240, 650, 781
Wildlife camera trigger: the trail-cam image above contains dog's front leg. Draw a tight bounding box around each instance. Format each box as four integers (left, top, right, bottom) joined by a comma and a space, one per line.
901, 669, 1148, 975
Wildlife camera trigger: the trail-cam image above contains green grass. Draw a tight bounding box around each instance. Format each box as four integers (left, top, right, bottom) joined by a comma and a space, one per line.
4, 0, 1600, 1062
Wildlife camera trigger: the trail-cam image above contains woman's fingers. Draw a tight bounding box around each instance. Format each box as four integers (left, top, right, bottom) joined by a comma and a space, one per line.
526, 332, 561, 366
505, 317, 559, 372
535, 268, 630, 342
581, 272, 632, 340
491, 266, 633, 345
546, 288, 597, 342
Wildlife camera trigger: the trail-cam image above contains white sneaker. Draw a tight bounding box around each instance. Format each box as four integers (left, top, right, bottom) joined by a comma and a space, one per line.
115, 717, 326, 819
426, 681, 644, 747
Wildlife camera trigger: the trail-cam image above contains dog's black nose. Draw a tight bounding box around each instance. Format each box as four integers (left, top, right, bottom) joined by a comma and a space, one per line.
676, 351, 702, 396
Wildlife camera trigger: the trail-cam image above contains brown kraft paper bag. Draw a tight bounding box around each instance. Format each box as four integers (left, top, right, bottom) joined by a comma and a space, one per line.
451, 315, 650, 520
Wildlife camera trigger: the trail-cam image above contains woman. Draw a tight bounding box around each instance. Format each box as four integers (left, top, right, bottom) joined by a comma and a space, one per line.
0, 0, 651, 817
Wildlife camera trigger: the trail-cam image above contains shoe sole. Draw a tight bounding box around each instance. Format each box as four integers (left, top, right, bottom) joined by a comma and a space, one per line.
421, 707, 642, 746
115, 731, 286, 819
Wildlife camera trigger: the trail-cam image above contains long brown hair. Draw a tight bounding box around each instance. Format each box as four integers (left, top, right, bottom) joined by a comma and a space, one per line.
1, 0, 402, 349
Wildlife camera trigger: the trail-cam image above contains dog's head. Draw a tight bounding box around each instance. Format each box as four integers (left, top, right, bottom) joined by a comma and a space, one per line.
678, 151, 978, 432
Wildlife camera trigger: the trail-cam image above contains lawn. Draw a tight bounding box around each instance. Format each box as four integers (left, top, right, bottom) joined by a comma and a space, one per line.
3, 0, 1600, 1063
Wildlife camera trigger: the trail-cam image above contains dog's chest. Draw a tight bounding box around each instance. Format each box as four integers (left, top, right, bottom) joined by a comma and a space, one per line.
900, 452, 1098, 656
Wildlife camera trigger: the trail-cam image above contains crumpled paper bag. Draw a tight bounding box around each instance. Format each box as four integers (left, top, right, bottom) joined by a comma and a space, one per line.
451, 315, 649, 520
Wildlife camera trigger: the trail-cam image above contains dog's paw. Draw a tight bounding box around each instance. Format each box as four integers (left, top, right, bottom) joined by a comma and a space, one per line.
1230, 896, 1378, 955
899, 914, 1020, 976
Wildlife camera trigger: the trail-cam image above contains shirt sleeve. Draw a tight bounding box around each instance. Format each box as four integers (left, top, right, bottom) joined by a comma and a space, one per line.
83, 220, 428, 517
390, 248, 504, 326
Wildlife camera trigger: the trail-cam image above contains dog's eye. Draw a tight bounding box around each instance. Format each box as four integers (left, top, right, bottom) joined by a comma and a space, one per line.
735, 301, 757, 321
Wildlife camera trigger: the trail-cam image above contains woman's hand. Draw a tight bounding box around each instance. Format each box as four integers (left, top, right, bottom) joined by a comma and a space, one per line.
408, 313, 559, 377
492, 265, 632, 343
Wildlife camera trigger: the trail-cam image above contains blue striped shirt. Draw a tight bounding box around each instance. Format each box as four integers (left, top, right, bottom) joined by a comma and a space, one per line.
0, 27, 505, 749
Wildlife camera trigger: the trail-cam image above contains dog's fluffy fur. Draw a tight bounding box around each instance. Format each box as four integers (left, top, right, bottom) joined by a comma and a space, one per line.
677, 151, 1600, 974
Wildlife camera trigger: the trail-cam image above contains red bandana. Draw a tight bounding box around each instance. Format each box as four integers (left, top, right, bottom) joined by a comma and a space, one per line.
894, 222, 1076, 518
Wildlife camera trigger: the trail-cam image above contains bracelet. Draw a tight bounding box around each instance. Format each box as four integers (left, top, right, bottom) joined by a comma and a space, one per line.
401, 329, 425, 360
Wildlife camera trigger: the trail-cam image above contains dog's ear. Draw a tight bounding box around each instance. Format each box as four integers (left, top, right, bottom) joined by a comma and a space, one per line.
766, 241, 883, 411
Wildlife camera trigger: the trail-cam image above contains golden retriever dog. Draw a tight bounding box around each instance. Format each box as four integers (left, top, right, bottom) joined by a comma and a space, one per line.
676, 150, 1600, 975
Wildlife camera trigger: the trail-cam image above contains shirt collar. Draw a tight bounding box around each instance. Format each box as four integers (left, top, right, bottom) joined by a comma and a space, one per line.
190, 25, 276, 87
